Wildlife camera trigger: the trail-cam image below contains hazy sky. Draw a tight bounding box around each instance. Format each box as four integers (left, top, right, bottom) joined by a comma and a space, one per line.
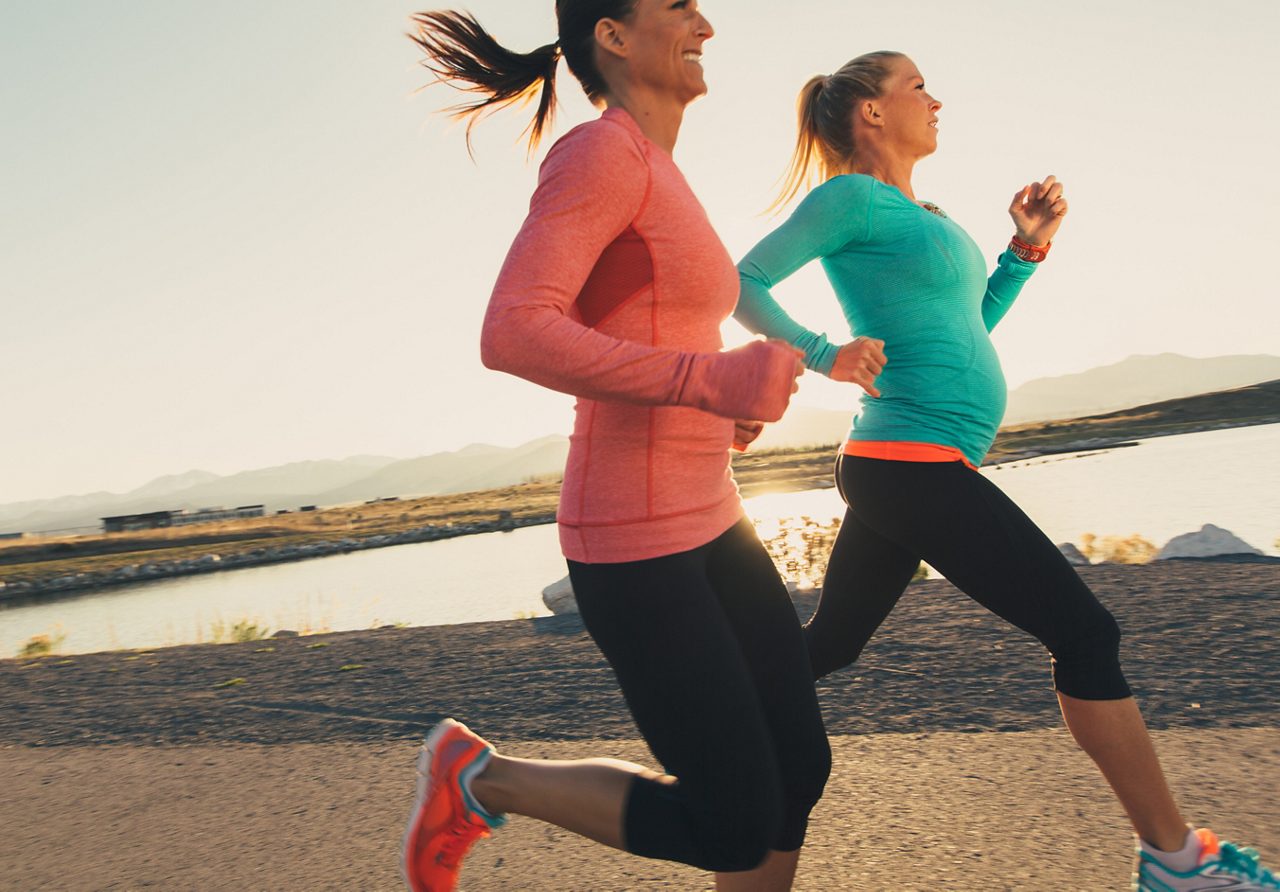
3, 0, 1278, 504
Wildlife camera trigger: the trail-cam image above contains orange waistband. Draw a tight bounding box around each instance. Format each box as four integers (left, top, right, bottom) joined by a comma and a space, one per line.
842, 440, 976, 470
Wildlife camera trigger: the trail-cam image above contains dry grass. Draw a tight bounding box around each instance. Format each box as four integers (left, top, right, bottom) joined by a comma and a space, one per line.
755, 515, 928, 588
1080, 533, 1160, 565
0, 487, 561, 557
18, 630, 66, 658
209, 619, 271, 644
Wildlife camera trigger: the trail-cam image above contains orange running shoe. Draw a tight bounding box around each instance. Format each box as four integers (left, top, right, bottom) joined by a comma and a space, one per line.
401, 719, 506, 892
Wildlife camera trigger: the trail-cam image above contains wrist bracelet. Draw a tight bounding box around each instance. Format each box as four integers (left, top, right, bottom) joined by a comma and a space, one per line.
1009, 235, 1051, 263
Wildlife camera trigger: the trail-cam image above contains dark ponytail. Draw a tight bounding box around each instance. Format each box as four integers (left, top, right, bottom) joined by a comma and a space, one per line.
410, 2, 638, 156
409, 11, 560, 155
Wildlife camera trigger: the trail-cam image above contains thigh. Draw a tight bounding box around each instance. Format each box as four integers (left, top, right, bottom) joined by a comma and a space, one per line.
703, 519, 829, 762
844, 458, 1113, 648
567, 539, 779, 799
805, 498, 921, 677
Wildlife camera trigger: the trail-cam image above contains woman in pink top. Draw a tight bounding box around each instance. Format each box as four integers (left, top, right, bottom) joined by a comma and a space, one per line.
400, 3, 831, 891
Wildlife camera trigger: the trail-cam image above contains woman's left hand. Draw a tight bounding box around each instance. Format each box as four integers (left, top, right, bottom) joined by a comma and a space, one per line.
1009, 174, 1068, 247
731, 419, 765, 452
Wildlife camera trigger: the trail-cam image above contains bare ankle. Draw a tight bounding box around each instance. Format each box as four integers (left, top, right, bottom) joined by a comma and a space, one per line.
469, 753, 513, 816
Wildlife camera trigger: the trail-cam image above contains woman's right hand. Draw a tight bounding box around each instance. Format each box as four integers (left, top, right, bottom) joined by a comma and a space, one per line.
830, 337, 886, 397
682, 339, 804, 423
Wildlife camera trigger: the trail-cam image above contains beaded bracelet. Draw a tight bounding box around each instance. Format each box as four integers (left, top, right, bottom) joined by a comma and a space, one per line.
1008, 235, 1051, 263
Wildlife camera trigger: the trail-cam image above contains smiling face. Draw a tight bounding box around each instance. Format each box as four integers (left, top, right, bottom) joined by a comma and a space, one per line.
604, 0, 715, 105
873, 56, 943, 158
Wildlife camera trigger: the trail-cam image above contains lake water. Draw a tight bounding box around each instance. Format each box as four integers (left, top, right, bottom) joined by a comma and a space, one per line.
3, 423, 1276, 658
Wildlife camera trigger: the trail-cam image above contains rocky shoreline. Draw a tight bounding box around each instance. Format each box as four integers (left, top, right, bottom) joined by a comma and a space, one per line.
0, 513, 555, 606
5, 482, 1275, 612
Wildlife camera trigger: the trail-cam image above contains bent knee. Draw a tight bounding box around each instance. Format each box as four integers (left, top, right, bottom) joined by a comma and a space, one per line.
804, 622, 871, 680
1050, 608, 1130, 700
783, 736, 832, 847
792, 736, 832, 811
693, 786, 785, 872
698, 821, 776, 873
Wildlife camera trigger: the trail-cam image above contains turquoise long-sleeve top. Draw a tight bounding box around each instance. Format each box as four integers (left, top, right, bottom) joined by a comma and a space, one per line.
735, 174, 1039, 467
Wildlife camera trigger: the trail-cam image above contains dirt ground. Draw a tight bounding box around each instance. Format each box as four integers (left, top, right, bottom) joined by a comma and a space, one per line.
1, 561, 1277, 890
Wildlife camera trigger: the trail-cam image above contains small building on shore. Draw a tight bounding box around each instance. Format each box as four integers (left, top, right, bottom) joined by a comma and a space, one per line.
102, 511, 176, 533
102, 505, 265, 533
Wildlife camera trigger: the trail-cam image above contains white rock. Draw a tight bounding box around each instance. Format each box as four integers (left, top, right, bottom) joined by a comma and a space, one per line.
541, 575, 578, 615
1058, 543, 1090, 566
1156, 524, 1262, 560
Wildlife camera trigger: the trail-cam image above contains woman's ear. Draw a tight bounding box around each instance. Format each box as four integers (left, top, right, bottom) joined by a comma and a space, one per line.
594, 18, 629, 60
859, 99, 884, 128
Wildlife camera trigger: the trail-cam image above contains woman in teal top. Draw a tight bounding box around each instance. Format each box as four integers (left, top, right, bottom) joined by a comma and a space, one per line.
735, 52, 1279, 891
737, 170, 1037, 468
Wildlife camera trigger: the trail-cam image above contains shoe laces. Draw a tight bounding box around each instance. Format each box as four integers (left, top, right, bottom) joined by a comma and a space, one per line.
1216, 841, 1280, 888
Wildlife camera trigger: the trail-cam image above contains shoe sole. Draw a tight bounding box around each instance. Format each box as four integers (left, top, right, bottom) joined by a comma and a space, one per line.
400, 719, 464, 892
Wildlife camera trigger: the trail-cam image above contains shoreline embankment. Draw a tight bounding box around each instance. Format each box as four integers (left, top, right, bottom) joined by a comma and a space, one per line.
4, 379, 1277, 605
0, 513, 556, 608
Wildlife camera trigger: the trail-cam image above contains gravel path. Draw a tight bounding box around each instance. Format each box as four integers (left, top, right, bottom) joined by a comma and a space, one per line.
2, 730, 1276, 890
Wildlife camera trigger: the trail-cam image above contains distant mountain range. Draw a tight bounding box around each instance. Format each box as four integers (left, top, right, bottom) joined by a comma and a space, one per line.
3, 353, 1277, 535
1002, 352, 1280, 425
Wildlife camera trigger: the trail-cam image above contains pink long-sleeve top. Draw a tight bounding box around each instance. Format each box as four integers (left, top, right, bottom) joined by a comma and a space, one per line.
481, 107, 796, 563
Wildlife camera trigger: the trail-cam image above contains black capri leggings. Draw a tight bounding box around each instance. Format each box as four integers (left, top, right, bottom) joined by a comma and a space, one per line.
806, 455, 1131, 701
567, 517, 831, 873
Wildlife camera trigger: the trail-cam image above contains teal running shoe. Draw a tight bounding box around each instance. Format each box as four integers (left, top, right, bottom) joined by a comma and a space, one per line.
1135, 828, 1280, 891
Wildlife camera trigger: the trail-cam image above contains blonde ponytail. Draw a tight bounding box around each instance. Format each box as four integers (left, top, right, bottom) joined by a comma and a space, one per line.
769, 51, 904, 211
770, 76, 829, 212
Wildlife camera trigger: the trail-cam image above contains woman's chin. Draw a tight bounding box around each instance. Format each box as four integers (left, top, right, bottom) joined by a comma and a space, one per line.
682, 78, 709, 104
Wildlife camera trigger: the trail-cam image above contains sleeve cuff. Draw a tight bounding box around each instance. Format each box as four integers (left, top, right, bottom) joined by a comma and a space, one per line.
997, 249, 1039, 278
813, 340, 840, 377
